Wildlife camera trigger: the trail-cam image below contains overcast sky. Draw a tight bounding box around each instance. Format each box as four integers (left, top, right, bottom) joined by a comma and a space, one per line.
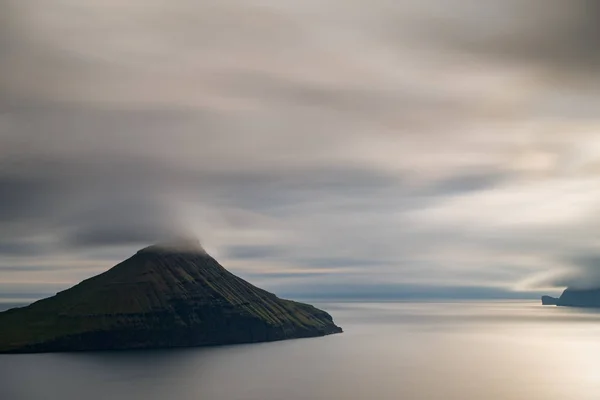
1, 0, 600, 302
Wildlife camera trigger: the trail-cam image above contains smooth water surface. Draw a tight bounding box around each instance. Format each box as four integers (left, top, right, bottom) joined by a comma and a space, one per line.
2, 301, 600, 400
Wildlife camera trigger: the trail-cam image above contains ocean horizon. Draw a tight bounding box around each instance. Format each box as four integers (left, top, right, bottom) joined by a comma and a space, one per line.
3, 301, 599, 400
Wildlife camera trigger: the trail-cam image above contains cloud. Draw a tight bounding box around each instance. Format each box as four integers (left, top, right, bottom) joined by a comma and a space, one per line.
1, 0, 600, 300
520, 253, 600, 291
268, 281, 544, 301
225, 245, 285, 260
402, 0, 600, 77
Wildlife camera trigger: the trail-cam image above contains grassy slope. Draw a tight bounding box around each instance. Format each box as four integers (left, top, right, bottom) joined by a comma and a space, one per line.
0, 250, 340, 352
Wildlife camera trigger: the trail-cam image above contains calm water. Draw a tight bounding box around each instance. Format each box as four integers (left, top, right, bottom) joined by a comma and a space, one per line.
2, 301, 600, 400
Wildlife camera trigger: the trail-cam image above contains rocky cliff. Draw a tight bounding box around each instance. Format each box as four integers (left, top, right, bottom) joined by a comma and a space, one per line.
541, 295, 559, 305
542, 288, 600, 308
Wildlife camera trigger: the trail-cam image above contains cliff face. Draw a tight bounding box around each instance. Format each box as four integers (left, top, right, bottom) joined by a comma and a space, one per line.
542, 288, 600, 307
0, 243, 342, 353
556, 288, 600, 307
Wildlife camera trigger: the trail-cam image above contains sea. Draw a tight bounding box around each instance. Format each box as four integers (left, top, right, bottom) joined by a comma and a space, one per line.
2, 301, 600, 400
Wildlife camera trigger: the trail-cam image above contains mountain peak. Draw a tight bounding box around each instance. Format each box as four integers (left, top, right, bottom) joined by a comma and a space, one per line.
137, 238, 206, 255
0, 241, 341, 353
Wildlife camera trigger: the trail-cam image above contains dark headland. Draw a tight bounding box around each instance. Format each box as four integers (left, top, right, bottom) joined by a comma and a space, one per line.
0, 241, 342, 353
542, 288, 600, 308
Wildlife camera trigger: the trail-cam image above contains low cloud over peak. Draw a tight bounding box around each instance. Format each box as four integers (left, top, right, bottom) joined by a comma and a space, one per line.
2, 0, 600, 300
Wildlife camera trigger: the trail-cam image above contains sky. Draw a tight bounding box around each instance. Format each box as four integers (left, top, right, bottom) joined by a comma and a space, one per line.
1, 0, 600, 302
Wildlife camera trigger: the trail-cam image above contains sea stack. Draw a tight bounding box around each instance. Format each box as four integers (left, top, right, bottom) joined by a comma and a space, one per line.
541, 295, 559, 306
0, 241, 342, 353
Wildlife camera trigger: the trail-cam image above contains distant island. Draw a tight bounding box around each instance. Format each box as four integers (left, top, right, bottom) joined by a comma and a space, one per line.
0, 240, 342, 353
542, 288, 600, 307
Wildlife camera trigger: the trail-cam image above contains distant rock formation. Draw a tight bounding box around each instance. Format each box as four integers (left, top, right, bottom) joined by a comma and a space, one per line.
541, 295, 559, 305
542, 288, 600, 307
0, 242, 342, 353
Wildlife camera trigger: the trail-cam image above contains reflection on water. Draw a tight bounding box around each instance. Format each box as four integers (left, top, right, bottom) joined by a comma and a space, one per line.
2, 301, 600, 400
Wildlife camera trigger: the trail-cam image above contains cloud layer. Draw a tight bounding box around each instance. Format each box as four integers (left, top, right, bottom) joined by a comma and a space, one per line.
1, 0, 600, 300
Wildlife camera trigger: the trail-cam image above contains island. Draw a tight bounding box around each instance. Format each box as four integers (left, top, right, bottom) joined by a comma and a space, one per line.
542, 288, 600, 308
0, 241, 342, 353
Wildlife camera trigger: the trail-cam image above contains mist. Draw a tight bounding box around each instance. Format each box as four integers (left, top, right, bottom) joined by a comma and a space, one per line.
2, 0, 600, 300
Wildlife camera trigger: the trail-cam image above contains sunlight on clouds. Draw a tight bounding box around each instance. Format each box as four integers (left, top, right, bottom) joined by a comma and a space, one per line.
411, 178, 600, 228
1, 0, 600, 299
